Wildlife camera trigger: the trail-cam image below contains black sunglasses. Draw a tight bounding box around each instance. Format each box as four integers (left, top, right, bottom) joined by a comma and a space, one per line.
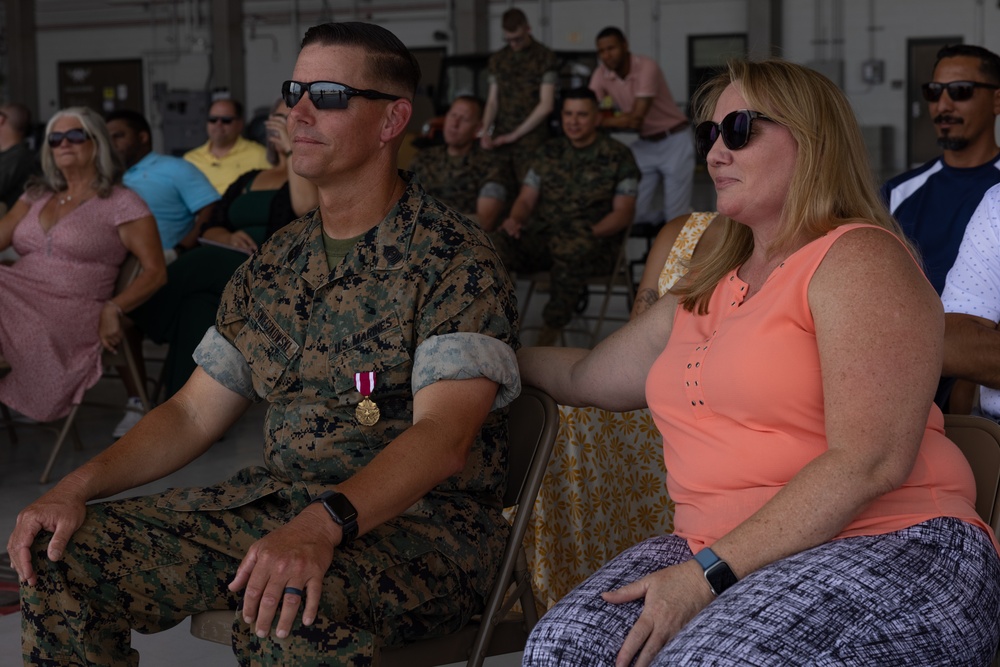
207, 116, 236, 125
921, 80, 1000, 102
695, 109, 772, 159
282, 80, 402, 110
47, 128, 91, 147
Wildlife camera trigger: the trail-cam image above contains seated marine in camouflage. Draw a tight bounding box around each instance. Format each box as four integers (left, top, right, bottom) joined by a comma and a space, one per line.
9, 21, 520, 667
409, 95, 508, 231
493, 87, 640, 346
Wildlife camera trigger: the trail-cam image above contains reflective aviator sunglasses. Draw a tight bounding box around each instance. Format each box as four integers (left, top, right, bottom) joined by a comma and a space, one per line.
695, 109, 772, 159
921, 80, 1000, 102
281, 80, 402, 110
47, 128, 91, 147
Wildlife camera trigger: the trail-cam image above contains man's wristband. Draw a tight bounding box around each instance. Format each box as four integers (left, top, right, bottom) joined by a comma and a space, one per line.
309, 491, 359, 546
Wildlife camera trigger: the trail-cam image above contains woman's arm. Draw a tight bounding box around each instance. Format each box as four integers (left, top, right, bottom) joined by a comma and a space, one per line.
100, 215, 168, 351
518, 288, 679, 411
606, 227, 942, 667
112, 215, 168, 312
632, 215, 690, 318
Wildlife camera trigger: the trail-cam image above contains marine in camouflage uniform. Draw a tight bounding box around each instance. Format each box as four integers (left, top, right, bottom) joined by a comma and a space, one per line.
19, 173, 521, 666
409, 144, 501, 216
492, 130, 640, 331
485, 35, 560, 186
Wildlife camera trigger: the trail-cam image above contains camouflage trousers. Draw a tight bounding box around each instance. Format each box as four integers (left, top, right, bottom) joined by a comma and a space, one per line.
492, 220, 622, 329
20, 491, 478, 666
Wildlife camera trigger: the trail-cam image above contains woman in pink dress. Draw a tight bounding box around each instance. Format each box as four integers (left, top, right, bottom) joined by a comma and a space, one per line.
0, 106, 165, 422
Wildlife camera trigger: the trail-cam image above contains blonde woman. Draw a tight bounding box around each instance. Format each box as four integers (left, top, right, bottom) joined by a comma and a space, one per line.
520, 60, 999, 666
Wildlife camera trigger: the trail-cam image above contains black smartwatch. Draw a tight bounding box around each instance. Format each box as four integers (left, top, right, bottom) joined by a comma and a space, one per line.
310, 491, 359, 546
693, 547, 738, 596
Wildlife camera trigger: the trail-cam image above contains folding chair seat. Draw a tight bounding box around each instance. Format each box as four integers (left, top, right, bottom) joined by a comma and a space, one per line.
190, 386, 561, 667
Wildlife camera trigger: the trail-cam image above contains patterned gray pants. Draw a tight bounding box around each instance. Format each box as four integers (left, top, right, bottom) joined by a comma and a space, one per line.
524, 518, 1000, 666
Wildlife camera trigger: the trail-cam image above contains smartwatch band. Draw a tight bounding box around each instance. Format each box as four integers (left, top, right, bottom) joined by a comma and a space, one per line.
693, 547, 739, 596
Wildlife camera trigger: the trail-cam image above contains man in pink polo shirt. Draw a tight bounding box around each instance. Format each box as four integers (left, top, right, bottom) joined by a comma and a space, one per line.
589, 26, 694, 223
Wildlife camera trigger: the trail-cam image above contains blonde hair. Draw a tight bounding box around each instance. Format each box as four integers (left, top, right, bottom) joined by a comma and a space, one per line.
31, 106, 123, 199
676, 59, 909, 313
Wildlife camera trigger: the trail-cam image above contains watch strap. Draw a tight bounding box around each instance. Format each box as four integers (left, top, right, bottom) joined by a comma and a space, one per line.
693, 547, 738, 596
310, 491, 359, 546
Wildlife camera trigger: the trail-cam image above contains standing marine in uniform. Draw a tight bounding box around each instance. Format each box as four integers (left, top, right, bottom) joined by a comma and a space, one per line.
480, 8, 559, 189
9, 21, 520, 667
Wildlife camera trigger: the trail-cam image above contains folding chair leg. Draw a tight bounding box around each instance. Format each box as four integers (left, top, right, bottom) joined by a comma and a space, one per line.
41, 405, 80, 484
0, 403, 17, 444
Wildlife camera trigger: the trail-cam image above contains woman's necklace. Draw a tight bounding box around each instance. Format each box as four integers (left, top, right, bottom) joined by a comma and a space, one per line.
58, 193, 73, 206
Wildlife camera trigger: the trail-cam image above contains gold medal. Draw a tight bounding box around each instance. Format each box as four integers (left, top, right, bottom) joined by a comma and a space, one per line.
355, 397, 380, 426
354, 371, 379, 426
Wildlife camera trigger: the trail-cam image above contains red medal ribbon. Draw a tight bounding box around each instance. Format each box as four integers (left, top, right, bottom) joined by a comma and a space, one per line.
355, 371, 375, 397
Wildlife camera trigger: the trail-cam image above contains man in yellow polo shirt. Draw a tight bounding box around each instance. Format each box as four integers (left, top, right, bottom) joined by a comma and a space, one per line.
184, 98, 270, 194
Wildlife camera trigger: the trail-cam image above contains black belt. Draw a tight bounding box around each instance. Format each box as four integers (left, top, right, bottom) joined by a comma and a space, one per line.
640, 121, 689, 142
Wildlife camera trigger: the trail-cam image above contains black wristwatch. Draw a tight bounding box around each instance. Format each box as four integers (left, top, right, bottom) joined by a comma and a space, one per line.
310, 491, 359, 546
693, 547, 738, 596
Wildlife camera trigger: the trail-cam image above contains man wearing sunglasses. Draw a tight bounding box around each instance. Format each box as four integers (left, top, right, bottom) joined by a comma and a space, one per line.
0, 102, 39, 216
183, 97, 270, 195
13, 21, 519, 667
881, 44, 1000, 295
589, 26, 694, 224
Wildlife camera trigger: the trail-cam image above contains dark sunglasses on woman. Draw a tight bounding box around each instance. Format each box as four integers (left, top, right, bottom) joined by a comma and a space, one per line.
281, 80, 402, 110
47, 128, 91, 147
920, 80, 1000, 102
695, 109, 772, 159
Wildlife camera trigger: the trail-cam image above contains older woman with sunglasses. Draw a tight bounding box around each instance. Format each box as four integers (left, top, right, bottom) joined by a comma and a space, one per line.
0, 106, 165, 423
519, 59, 1000, 667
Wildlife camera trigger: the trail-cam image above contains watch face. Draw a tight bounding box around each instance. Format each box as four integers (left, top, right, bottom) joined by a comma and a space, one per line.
706, 562, 739, 595
324, 493, 358, 524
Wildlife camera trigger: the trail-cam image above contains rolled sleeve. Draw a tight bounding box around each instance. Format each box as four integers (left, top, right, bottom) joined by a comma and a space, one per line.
616, 177, 640, 198
193, 326, 258, 401
412, 333, 521, 410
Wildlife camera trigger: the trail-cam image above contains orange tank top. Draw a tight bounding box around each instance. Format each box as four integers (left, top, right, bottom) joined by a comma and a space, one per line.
646, 223, 992, 551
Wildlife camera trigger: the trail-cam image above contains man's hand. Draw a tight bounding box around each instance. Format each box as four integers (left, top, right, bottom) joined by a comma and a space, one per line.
601, 559, 715, 667
228, 505, 339, 639
480, 134, 495, 150
491, 133, 515, 147
7, 486, 89, 586
500, 217, 523, 239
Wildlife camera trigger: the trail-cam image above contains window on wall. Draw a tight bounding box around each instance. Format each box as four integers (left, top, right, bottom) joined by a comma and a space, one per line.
687, 34, 748, 105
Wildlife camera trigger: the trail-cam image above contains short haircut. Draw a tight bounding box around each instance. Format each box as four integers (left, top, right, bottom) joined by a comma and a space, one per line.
561, 87, 599, 106
451, 95, 484, 118
502, 8, 528, 32
210, 98, 244, 119
1, 103, 31, 135
300, 22, 421, 97
596, 26, 627, 43
105, 108, 151, 138
935, 44, 1000, 85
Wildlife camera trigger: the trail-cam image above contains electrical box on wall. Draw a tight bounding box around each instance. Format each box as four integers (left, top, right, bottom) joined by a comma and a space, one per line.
862, 59, 885, 85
